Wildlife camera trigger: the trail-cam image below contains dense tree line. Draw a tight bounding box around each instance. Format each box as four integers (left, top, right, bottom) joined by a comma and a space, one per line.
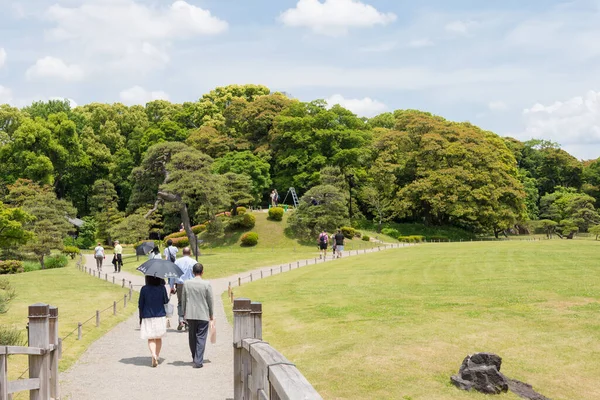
1, 84, 599, 253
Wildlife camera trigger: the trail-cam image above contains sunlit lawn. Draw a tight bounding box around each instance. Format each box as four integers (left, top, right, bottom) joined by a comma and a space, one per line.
226, 240, 600, 400
2, 259, 138, 387
121, 212, 397, 279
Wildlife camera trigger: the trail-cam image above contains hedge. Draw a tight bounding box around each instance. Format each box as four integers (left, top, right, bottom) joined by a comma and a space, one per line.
62, 246, 81, 259
362, 235, 370, 241
229, 213, 256, 230
241, 232, 259, 247
192, 224, 207, 234
268, 207, 284, 221
398, 235, 425, 243
0, 260, 24, 275
169, 237, 190, 248
341, 226, 356, 239
165, 231, 187, 240
382, 228, 401, 238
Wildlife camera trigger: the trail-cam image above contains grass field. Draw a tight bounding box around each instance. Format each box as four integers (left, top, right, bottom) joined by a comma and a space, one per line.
226, 240, 600, 400
2, 258, 138, 385
121, 212, 398, 279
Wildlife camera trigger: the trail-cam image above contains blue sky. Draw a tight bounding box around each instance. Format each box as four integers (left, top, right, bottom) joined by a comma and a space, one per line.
1, 0, 600, 159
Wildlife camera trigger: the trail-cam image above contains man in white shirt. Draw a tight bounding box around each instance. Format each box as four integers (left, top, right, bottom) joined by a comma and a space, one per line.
169, 246, 196, 330
163, 239, 178, 262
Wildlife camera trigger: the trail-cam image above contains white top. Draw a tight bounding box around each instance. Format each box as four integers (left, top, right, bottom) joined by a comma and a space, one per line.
148, 253, 162, 260
164, 246, 178, 262
94, 246, 104, 258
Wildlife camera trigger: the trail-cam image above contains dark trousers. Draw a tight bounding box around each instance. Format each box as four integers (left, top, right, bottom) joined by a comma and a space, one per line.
114, 254, 122, 272
176, 284, 184, 322
187, 319, 209, 366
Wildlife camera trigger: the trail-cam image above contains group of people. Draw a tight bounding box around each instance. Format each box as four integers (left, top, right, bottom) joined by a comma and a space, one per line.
318, 229, 345, 259
93, 240, 123, 273
270, 189, 280, 207
138, 240, 214, 369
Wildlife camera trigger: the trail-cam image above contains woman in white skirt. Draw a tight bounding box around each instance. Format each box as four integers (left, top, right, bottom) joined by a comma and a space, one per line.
139, 275, 169, 367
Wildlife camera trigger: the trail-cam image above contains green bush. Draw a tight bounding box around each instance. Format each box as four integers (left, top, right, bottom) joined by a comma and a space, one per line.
229, 213, 256, 230
0, 326, 25, 346
169, 237, 190, 248
165, 231, 187, 240
362, 235, 370, 241
241, 232, 259, 247
398, 235, 425, 243
268, 207, 284, 221
341, 226, 356, 239
235, 207, 247, 215
0, 260, 24, 275
23, 261, 41, 273
354, 231, 362, 238
382, 228, 400, 238
62, 246, 81, 259
44, 255, 68, 269
192, 224, 207, 234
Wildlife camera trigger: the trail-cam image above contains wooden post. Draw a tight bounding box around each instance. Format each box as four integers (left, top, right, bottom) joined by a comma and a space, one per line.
113, 301, 117, 316
48, 306, 59, 400
0, 346, 7, 400
297, 261, 299, 268
28, 303, 50, 400
280, 265, 282, 273
233, 298, 253, 400
105, 273, 108, 281
77, 323, 82, 340
238, 277, 241, 287
122, 278, 125, 288
96, 310, 100, 327
260, 270, 263, 279
113, 276, 115, 285
289, 263, 291, 270
251, 302, 262, 340
270, 268, 273, 276
250, 274, 253, 282
129, 286, 133, 301
124, 294, 127, 308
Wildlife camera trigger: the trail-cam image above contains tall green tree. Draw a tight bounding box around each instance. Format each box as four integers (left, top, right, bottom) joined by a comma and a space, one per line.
212, 151, 272, 202
89, 179, 123, 244
0, 202, 34, 249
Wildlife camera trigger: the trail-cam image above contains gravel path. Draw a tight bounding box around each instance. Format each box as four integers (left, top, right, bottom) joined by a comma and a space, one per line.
60, 244, 402, 399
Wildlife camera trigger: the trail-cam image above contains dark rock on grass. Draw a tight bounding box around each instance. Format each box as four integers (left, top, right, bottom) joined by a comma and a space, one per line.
451, 352, 551, 399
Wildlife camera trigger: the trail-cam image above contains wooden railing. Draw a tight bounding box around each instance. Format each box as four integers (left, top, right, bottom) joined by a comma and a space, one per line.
0, 303, 61, 400
233, 298, 322, 400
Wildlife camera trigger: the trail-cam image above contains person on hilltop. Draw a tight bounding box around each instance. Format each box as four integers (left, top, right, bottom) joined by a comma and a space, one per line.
139, 275, 170, 367
318, 229, 328, 260
94, 242, 105, 272
270, 189, 277, 207
274, 189, 279, 206
164, 239, 178, 263
113, 240, 123, 273
181, 263, 214, 369
169, 247, 196, 331
334, 229, 345, 258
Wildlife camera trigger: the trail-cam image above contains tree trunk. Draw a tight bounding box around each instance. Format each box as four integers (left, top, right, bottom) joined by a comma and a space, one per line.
155, 191, 201, 257
39, 255, 45, 270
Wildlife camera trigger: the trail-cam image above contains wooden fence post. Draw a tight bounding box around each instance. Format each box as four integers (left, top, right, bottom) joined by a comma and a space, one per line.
238, 277, 241, 287
124, 294, 127, 308
113, 301, 117, 316
77, 323, 82, 340
1, 346, 7, 400
48, 306, 59, 400
129, 286, 133, 301
96, 310, 100, 327
233, 298, 253, 400
122, 279, 125, 288
28, 303, 50, 400
251, 302, 262, 340
112, 276, 115, 285
260, 270, 263, 279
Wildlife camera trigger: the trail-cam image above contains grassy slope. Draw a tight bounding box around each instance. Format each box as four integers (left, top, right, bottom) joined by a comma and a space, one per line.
2, 259, 138, 381
122, 212, 394, 279
227, 240, 600, 400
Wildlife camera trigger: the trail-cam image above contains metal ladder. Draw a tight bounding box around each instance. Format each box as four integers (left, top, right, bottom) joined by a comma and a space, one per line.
289, 187, 299, 208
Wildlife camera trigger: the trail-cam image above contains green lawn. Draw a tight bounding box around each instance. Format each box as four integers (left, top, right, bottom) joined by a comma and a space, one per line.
2, 259, 137, 383
226, 240, 600, 400
121, 212, 395, 279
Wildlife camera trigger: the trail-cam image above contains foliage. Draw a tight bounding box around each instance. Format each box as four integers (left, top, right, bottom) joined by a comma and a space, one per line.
77, 217, 97, 249
340, 226, 356, 239
268, 207, 284, 221
381, 228, 400, 238
0, 202, 34, 249
240, 232, 259, 247
0, 279, 23, 346
537, 219, 559, 239
221, 172, 254, 214
589, 224, 600, 240
229, 213, 256, 230
90, 179, 123, 243
62, 246, 81, 259
236, 207, 247, 215
426, 235, 449, 242
362, 235, 370, 241
0, 260, 24, 275
212, 151, 272, 202
44, 255, 69, 269
540, 187, 600, 233
165, 230, 187, 240
108, 212, 151, 244
168, 237, 189, 248
398, 235, 425, 243
192, 224, 206, 234
287, 184, 349, 241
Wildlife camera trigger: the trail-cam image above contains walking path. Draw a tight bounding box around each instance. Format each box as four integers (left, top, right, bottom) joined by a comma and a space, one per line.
60, 244, 403, 399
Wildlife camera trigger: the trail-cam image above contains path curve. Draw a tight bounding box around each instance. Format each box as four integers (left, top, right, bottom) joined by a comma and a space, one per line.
60, 244, 404, 399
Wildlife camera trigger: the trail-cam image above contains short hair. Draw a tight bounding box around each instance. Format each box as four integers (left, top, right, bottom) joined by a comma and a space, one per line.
167, 239, 173, 246
182, 247, 191, 255
97, 242, 102, 246
192, 263, 204, 275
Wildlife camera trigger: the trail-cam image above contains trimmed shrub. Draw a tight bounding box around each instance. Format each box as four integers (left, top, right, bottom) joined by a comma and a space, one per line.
62, 246, 81, 259
229, 213, 256, 230
234, 207, 247, 215
382, 228, 401, 238
170, 237, 190, 248
165, 231, 187, 240
241, 232, 259, 247
268, 207, 284, 221
192, 224, 207, 234
340, 226, 356, 239
0, 260, 24, 275
362, 235, 370, 241
398, 235, 425, 243
44, 255, 69, 269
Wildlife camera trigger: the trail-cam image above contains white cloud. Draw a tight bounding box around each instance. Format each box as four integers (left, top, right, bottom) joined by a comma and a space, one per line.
522, 91, 600, 155
119, 86, 170, 105
489, 101, 508, 111
26, 56, 85, 81
0, 48, 6, 68
408, 38, 434, 48
0, 86, 12, 104
445, 20, 470, 35
280, 0, 396, 36
325, 94, 387, 117
49, 97, 78, 108
44, 0, 227, 72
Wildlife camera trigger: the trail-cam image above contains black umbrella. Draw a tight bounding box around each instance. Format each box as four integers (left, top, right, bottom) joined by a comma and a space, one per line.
135, 241, 155, 256
136, 259, 183, 279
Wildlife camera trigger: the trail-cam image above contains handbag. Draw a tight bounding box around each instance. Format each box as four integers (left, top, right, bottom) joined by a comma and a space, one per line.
209, 320, 217, 344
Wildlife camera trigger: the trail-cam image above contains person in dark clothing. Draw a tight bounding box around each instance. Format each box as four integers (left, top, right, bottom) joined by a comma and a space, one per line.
139, 275, 169, 367
334, 229, 345, 258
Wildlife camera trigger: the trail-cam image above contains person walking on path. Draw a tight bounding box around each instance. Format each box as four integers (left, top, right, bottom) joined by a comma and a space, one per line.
139, 275, 170, 367
168, 247, 196, 331
149, 246, 162, 260
94, 242, 105, 272
318, 229, 328, 260
113, 240, 123, 273
182, 263, 214, 368
164, 239, 178, 263
334, 229, 345, 258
